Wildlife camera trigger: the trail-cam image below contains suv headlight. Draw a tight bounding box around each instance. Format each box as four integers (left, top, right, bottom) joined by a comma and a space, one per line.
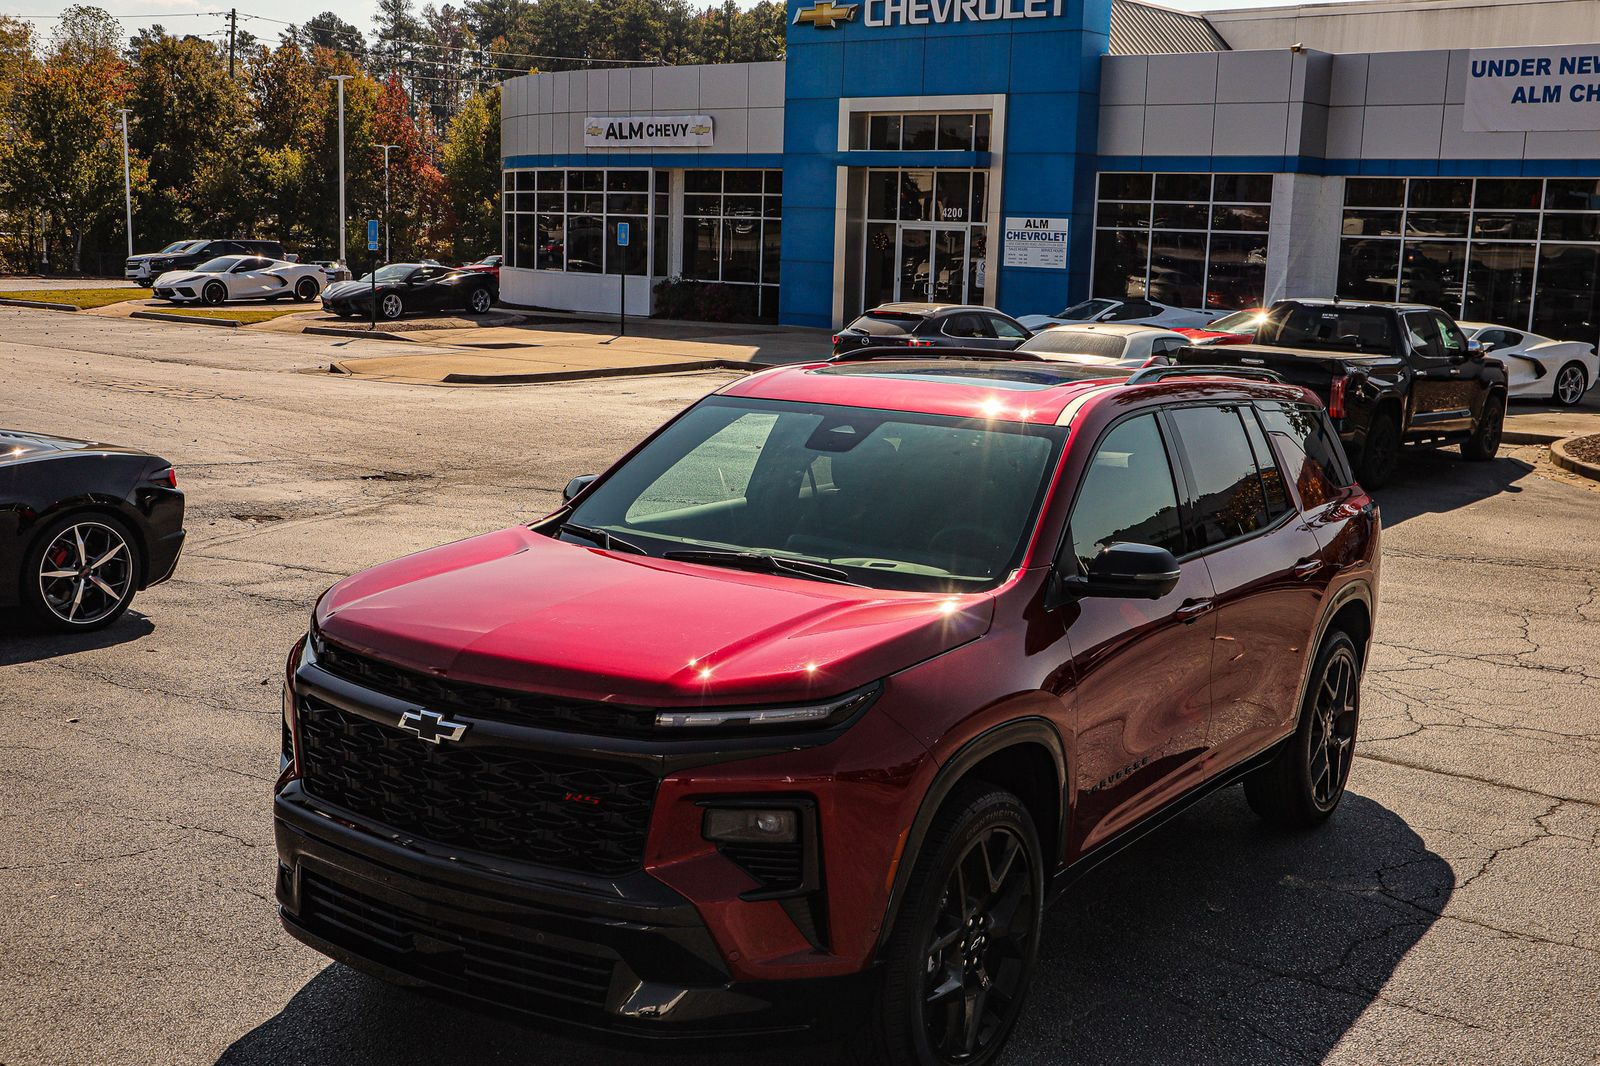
654, 684, 879, 732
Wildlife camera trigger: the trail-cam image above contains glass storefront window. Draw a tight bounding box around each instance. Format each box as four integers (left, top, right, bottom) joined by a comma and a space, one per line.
849, 111, 991, 152
1337, 239, 1400, 301
504, 168, 656, 274
1399, 241, 1467, 309
680, 169, 782, 319
1093, 171, 1272, 309
1408, 179, 1471, 209
902, 115, 936, 150
1475, 179, 1541, 210
1533, 244, 1600, 338
1463, 243, 1534, 324
1345, 178, 1404, 208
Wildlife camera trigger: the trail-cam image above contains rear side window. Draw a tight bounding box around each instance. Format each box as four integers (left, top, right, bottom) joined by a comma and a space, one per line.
1256, 401, 1352, 510
849, 312, 921, 336
1239, 407, 1292, 519
1067, 414, 1185, 571
941, 313, 987, 339
986, 314, 1027, 339
1166, 405, 1271, 550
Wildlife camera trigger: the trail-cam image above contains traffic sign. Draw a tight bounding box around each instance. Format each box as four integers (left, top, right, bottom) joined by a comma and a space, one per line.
616, 221, 630, 247
367, 219, 379, 252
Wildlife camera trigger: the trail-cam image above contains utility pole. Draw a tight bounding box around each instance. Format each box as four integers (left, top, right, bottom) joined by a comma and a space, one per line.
376, 144, 399, 262
117, 108, 133, 258
329, 74, 352, 268
227, 9, 237, 77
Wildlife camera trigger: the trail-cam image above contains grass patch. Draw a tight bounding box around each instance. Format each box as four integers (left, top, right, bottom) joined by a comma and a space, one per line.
0, 287, 141, 309
157, 306, 311, 324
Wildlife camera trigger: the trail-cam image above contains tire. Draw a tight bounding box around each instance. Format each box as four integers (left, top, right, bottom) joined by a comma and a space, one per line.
861, 784, 1044, 1066
295, 276, 320, 302
379, 293, 405, 320
467, 286, 493, 315
1552, 362, 1588, 407
201, 281, 227, 307
20, 512, 142, 632
1245, 630, 1361, 828
1461, 392, 1505, 462
1355, 410, 1400, 489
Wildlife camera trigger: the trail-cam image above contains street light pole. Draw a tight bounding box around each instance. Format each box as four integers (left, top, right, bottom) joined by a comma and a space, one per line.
329, 75, 352, 269
376, 144, 399, 262
116, 108, 133, 258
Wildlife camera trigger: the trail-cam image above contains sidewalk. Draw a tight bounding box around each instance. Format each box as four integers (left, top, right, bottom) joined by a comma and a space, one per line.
1503, 394, 1600, 444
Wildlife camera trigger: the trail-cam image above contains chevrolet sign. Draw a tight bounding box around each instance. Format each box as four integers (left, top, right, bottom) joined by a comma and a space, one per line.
583, 115, 715, 148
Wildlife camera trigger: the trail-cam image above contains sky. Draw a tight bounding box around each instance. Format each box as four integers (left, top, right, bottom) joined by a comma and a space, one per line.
0, 0, 1328, 52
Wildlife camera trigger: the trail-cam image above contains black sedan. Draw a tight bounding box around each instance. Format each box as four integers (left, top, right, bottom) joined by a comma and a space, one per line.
321, 262, 497, 320
831, 302, 1033, 356
1, 430, 185, 631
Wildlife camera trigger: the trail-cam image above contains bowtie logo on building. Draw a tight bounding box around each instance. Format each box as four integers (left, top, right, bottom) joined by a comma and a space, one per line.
793, 1, 859, 28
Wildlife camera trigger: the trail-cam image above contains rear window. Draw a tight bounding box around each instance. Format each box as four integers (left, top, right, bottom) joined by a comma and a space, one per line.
1018, 330, 1128, 360
1258, 305, 1395, 354
848, 312, 922, 336
1256, 401, 1353, 507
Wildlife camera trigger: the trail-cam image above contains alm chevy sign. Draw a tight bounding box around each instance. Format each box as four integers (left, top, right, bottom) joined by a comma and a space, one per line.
584, 115, 714, 148
1465, 44, 1600, 132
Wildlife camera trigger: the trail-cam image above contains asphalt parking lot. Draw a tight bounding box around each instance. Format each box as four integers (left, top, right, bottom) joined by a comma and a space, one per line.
2, 307, 1597, 1066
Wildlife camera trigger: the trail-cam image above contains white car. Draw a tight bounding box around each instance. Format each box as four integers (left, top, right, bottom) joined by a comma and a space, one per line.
1460, 322, 1598, 407
152, 255, 325, 306
1017, 296, 1226, 332
1014, 322, 1193, 366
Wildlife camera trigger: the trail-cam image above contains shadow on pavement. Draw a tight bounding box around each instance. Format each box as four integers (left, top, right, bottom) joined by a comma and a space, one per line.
219, 789, 1449, 1066
0, 611, 154, 666
1372, 446, 1536, 527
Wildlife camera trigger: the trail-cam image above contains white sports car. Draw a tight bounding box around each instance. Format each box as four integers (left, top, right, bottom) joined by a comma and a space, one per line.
1018, 296, 1226, 331
1461, 322, 1598, 407
152, 255, 325, 305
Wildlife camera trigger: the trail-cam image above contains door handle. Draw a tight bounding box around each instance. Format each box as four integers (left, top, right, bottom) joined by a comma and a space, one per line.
1176, 598, 1214, 623
1293, 557, 1324, 580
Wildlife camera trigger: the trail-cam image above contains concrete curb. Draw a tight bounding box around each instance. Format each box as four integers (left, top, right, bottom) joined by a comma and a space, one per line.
1550, 435, 1600, 482
130, 310, 241, 328
439, 358, 747, 385
1503, 428, 1565, 445
0, 297, 80, 312
304, 325, 418, 342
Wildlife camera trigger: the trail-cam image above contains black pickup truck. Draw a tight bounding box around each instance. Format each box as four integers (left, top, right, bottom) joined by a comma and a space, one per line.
1174, 299, 1508, 487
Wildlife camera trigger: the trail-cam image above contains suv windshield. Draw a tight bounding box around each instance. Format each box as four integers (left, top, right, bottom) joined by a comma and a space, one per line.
564, 397, 1064, 592
159, 240, 201, 254
1258, 305, 1396, 353
1058, 299, 1115, 319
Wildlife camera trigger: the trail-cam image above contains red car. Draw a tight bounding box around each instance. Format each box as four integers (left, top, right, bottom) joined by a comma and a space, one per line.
276, 358, 1379, 1064
1174, 306, 1267, 345
459, 253, 501, 282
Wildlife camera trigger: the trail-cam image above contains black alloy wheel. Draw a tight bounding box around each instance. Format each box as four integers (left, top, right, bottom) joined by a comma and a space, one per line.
864, 786, 1043, 1066
1245, 629, 1362, 826
1461, 393, 1505, 461
295, 276, 320, 302
1357, 412, 1400, 488
23, 515, 140, 631
202, 281, 227, 307
1553, 362, 1588, 407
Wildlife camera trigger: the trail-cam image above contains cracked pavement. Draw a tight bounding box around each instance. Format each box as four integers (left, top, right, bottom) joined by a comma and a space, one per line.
2, 308, 1598, 1066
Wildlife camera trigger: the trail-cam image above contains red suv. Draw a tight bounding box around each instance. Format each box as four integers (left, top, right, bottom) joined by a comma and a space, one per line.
276, 359, 1379, 1064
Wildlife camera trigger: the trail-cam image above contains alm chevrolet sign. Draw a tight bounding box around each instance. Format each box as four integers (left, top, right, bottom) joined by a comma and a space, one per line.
795, 0, 1066, 29
584, 115, 714, 148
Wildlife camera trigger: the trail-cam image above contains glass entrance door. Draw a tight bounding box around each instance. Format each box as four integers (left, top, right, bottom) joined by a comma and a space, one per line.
896, 227, 968, 302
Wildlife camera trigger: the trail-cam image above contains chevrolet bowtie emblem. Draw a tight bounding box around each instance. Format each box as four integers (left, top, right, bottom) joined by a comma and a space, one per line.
793, 1, 858, 28
396, 708, 469, 744
689, 123, 712, 135
585, 122, 603, 136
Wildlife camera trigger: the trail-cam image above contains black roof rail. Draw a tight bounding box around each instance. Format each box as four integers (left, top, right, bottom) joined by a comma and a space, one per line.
1123, 364, 1286, 386
831, 345, 1043, 363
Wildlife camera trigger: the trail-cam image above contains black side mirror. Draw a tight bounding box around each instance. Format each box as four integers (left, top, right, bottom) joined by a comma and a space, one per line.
563, 474, 598, 502
1051, 542, 1181, 606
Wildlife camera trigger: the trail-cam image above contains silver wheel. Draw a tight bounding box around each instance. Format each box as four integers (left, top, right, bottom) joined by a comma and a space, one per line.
379, 293, 404, 320
1554, 363, 1587, 407
37, 520, 135, 626
469, 287, 492, 314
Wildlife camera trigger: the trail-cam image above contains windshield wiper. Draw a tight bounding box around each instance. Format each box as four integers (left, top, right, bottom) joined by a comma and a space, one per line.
559, 522, 647, 555
662, 549, 863, 586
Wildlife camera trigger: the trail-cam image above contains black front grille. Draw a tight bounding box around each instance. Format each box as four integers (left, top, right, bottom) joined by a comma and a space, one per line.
297, 870, 615, 1014
720, 841, 804, 891
316, 641, 659, 737
296, 700, 658, 876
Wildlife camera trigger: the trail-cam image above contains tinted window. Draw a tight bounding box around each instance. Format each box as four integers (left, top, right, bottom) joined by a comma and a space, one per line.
1167, 405, 1271, 549
195, 256, 243, 273
1067, 414, 1184, 571
1259, 304, 1396, 354
987, 315, 1027, 339
1402, 312, 1445, 360
850, 312, 921, 336
1240, 406, 1292, 518
1257, 401, 1351, 509
941, 313, 987, 339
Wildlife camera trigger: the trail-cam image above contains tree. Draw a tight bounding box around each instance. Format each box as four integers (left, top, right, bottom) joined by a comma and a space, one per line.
299, 13, 366, 59
50, 5, 123, 67
441, 85, 500, 258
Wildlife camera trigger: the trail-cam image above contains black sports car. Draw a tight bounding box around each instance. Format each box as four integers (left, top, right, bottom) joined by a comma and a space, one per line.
1, 430, 186, 631
321, 262, 498, 320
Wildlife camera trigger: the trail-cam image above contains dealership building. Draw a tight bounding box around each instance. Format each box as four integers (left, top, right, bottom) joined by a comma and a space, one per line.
499, 0, 1600, 339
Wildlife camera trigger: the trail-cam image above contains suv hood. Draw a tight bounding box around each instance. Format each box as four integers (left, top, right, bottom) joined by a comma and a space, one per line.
316, 526, 995, 705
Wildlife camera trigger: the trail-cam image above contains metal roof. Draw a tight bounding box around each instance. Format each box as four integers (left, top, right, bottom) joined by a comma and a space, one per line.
1110, 0, 1230, 54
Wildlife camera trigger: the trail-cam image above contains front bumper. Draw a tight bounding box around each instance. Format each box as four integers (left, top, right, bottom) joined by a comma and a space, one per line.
274, 793, 866, 1038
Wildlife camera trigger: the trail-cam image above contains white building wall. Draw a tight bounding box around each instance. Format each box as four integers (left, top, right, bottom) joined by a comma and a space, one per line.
1207, 0, 1600, 54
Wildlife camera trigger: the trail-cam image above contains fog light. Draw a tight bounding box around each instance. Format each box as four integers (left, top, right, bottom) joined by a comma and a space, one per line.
703, 807, 799, 844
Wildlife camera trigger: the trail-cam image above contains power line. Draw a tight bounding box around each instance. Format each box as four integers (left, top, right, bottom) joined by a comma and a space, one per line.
236, 11, 663, 66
